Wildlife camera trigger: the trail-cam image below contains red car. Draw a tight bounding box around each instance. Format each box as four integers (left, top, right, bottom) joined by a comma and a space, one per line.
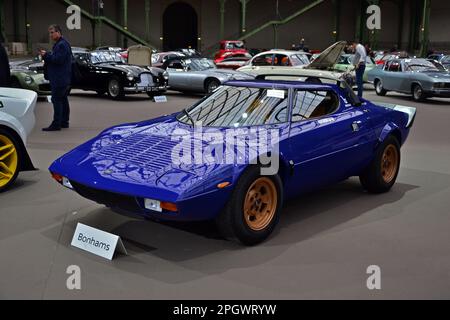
375, 52, 409, 65
214, 52, 252, 70
214, 40, 249, 61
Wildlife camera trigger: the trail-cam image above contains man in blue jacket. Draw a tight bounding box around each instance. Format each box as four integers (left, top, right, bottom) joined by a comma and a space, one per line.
39, 25, 72, 131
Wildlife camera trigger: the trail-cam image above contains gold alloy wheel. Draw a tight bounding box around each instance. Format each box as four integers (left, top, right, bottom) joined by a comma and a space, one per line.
0, 134, 18, 188
381, 144, 399, 184
243, 177, 277, 231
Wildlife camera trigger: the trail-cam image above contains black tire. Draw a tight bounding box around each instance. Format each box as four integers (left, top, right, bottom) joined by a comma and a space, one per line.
107, 77, 124, 100
412, 84, 426, 102
215, 166, 283, 246
375, 79, 387, 96
0, 128, 22, 193
146, 92, 155, 99
10, 77, 22, 89
359, 135, 401, 194
205, 78, 220, 94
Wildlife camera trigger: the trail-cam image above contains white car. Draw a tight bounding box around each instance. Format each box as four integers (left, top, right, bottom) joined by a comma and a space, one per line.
238, 42, 354, 84
237, 49, 311, 73
0, 88, 36, 192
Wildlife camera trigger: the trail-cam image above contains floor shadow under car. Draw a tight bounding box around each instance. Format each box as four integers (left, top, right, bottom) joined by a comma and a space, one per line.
41, 167, 450, 284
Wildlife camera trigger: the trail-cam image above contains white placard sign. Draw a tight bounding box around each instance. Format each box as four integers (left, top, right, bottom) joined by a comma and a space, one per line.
71, 223, 127, 260
267, 89, 285, 99
154, 95, 168, 103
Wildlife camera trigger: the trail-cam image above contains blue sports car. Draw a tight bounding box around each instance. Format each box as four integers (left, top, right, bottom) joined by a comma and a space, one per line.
49, 79, 416, 245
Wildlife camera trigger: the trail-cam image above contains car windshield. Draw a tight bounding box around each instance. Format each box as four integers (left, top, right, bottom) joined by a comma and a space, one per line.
405, 59, 440, 72
177, 85, 289, 127
90, 51, 125, 64
442, 56, 450, 64
291, 54, 310, 65
185, 58, 216, 71
224, 41, 245, 50
338, 55, 350, 64
343, 55, 373, 65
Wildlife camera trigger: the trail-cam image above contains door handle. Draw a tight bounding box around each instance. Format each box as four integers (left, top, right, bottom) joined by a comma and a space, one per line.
352, 121, 362, 132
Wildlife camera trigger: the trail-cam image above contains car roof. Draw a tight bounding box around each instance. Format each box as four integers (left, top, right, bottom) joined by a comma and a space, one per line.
255, 50, 309, 56
225, 79, 340, 91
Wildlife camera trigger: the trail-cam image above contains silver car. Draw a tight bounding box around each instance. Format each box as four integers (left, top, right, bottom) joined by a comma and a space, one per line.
368, 58, 450, 101
164, 57, 253, 94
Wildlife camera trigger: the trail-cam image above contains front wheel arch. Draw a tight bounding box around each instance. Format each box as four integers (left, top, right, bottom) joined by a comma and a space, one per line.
378, 123, 402, 146
0, 125, 35, 171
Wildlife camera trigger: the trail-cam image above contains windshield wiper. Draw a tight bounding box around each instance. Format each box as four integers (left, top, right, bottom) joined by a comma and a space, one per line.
182, 109, 195, 127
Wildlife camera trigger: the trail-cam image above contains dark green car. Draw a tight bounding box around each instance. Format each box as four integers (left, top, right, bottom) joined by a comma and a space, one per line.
10, 69, 51, 96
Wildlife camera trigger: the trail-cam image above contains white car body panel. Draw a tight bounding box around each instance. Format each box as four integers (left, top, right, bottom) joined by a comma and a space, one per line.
0, 88, 37, 144
239, 65, 345, 82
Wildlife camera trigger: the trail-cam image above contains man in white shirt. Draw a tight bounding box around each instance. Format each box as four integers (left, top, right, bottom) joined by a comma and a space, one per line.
352, 41, 367, 98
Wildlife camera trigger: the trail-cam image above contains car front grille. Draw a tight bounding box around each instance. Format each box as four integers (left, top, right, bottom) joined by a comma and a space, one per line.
138, 73, 154, 86
70, 180, 141, 212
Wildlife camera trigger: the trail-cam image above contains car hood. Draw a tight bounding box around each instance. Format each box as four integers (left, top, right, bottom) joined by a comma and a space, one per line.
49, 115, 280, 202
418, 71, 450, 80
305, 41, 347, 70
98, 63, 162, 76
206, 68, 254, 79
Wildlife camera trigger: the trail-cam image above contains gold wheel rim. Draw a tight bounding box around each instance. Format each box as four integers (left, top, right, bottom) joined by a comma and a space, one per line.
243, 177, 277, 231
381, 144, 399, 184
0, 134, 18, 188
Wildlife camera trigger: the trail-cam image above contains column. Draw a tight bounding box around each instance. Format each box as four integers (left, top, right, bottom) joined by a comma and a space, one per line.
419, 0, 431, 57
219, 0, 226, 40
144, 0, 150, 43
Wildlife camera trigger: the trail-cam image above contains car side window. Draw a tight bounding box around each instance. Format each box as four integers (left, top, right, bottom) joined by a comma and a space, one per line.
167, 60, 184, 70
292, 90, 340, 122
273, 54, 290, 66
387, 61, 401, 72
252, 54, 274, 66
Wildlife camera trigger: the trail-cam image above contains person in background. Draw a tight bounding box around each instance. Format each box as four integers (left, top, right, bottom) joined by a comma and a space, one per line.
364, 43, 375, 59
39, 25, 72, 132
351, 40, 367, 98
298, 38, 305, 51
0, 33, 11, 87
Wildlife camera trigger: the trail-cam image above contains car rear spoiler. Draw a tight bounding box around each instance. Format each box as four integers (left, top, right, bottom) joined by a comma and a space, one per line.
376, 102, 417, 128
255, 74, 363, 106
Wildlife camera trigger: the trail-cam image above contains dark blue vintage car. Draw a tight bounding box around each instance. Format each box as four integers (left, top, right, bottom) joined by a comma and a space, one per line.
49, 79, 416, 245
